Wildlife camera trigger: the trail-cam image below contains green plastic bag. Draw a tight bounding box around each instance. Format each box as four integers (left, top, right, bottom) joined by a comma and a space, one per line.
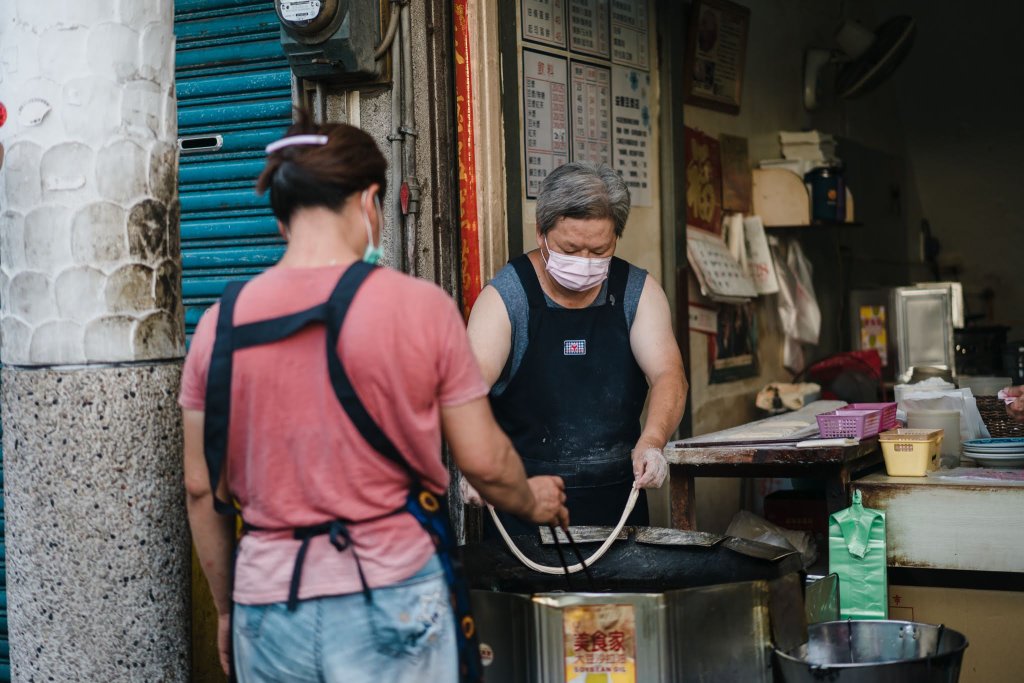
828, 489, 888, 620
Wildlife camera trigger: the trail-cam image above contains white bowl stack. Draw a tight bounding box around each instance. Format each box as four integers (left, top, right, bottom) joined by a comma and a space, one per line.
961, 438, 1024, 468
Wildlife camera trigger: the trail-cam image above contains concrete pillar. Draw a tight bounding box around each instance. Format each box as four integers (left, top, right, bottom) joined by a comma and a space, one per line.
0, 0, 188, 680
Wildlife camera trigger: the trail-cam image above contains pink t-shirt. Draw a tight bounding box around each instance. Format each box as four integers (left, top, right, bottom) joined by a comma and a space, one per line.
179, 264, 488, 605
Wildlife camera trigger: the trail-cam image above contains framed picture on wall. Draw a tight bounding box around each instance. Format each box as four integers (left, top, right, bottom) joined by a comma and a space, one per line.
709, 303, 758, 383
683, 0, 750, 115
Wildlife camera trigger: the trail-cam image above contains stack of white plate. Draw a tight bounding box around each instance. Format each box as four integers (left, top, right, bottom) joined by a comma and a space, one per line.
962, 438, 1024, 468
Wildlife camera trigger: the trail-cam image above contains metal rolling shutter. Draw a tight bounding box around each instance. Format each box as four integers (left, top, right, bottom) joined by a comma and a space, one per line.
175, 0, 293, 338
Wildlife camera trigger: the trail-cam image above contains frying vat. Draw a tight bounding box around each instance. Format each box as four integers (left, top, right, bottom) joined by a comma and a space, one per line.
465, 527, 807, 682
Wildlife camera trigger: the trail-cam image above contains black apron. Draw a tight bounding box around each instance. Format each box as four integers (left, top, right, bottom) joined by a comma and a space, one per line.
202, 261, 482, 683
487, 254, 650, 537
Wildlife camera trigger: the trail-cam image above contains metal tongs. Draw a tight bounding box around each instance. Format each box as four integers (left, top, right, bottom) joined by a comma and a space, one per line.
547, 524, 596, 591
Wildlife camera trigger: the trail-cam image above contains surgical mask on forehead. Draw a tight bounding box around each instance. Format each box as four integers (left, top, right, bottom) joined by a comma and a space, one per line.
361, 190, 383, 265
542, 237, 612, 292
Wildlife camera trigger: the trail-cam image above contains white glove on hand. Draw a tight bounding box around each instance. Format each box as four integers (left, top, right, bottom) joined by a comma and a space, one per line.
459, 474, 483, 506
632, 447, 668, 489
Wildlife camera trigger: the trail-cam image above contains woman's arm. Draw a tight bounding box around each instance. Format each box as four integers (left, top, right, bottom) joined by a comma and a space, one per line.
182, 409, 235, 672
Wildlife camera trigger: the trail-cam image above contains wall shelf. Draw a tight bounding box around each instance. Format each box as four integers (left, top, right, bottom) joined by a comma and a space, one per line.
752, 168, 855, 227
766, 222, 863, 230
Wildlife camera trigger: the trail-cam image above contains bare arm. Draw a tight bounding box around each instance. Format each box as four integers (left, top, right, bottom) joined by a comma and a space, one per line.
183, 409, 234, 616
183, 408, 236, 673
630, 274, 688, 451
442, 397, 567, 527
466, 285, 513, 387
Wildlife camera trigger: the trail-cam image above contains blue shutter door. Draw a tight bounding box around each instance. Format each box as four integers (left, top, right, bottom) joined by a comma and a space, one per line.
175, 3, 291, 679
175, 0, 292, 338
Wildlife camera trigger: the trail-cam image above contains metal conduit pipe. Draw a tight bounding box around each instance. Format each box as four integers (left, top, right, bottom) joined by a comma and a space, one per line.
373, 0, 404, 60
388, 1, 405, 270
399, 0, 420, 276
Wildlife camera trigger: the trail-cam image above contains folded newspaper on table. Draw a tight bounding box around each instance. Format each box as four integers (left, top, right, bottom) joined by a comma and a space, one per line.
686, 228, 757, 303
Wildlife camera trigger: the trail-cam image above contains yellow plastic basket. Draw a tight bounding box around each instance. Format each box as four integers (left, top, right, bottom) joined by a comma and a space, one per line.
878, 428, 944, 477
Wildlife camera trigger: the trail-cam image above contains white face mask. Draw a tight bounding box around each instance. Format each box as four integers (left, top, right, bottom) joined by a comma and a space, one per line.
542, 237, 612, 291
361, 190, 383, 265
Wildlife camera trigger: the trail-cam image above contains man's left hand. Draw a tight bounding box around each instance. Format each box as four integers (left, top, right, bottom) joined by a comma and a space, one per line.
632, 447, 668, 489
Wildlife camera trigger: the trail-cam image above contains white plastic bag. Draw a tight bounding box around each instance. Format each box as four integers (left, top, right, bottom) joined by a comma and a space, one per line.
743, 216, 780, 295
772, 239, 822, 372
787, 241, 821, 345
897, 385, 991, 443
726, 510, 818, 569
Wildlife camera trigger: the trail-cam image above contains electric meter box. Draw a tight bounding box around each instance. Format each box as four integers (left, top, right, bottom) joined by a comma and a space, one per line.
275, 0, 385, 83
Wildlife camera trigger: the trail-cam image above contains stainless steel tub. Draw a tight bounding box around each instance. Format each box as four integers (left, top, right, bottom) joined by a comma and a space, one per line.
774, 620, 969, 683
466, 528, 809, 682
471, 573, 808, 682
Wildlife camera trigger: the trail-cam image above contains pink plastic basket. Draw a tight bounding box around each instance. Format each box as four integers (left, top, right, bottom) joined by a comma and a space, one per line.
816, 409, 883, 439
847, 402, 899, 430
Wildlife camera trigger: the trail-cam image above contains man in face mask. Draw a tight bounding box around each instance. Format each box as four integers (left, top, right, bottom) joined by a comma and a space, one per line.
466, 162, 688, 534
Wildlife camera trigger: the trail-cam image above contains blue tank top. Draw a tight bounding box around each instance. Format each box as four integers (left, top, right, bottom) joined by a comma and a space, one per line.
489, 257, 647, 396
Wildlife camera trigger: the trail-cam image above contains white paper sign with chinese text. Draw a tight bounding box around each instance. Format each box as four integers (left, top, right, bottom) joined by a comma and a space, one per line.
569, 0, 610, 58
610, 0, 649, 68
522, 0, 567, 48
571, 61, 612, 165
612, 66, 652, 206
524, 50, 570, 198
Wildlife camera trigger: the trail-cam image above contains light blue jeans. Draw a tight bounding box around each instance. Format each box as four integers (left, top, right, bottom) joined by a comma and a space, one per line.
233, 555, 457, 683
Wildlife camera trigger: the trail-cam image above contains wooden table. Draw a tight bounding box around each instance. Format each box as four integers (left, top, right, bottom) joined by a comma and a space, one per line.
665, 438, 882, 530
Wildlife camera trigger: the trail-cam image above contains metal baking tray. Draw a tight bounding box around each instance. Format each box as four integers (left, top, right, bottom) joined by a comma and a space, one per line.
634, 527, 725, 548
538, 525, 629, 545
892, 285, 956, 382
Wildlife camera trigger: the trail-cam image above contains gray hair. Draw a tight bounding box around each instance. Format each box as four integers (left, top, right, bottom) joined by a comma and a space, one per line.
535, 162, 631, 236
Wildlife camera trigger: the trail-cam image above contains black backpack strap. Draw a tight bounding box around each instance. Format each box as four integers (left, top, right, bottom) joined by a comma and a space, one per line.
322, 262, 483, 680
204, 280, 246, 516
606, 256, 630, 310
231, 301, 331, 349
510, 254, 546, 309
510, 254, 547, 344
324, 261, 418, 479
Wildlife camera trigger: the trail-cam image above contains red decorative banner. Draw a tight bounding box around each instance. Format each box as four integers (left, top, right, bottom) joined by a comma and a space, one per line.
453, 0, 483, 319
684, 126, 723, 234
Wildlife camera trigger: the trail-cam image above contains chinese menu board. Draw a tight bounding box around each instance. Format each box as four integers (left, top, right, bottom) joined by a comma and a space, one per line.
524, 50, 570, 198
570, 62, 612, 166
521, 0, 652, 204
612, 66, 651, 206
569, 0, 610, 59
610, 0, 649, 68
522, 0, 567, 48
563, 604, 637, 683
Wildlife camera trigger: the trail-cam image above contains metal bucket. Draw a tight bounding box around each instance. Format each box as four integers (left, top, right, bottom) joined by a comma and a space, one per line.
775, 620, 969, 683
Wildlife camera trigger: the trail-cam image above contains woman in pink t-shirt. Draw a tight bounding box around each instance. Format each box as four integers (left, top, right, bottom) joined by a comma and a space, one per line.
182, 112, 568, 683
